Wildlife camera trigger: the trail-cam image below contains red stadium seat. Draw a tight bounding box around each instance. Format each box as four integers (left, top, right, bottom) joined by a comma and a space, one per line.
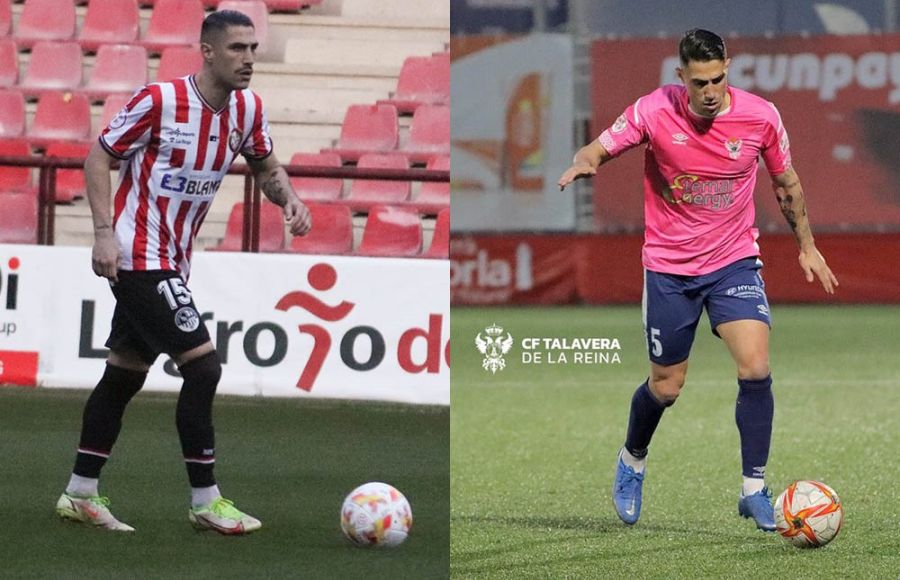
83, 44, 148, 100
0, 39, 19, 88
15, 0, 76, 49
19, 41, 83, 97
141, 0, 205, 54
423, 207, 449, 259
321, 104, 398, 163
346, 154, 410, 210
78, 0, 140, 52
0, 139, 35, 195
156, 46, 204, 82
0, 0, 11, 38
414, 155, 449, 211
28, 91, 92, 146
211, 201, 284, 252
378, 55, 450, 114
288, 152, 343, 201
217, 0, 269, 53
402, 104, 449, 164
46, 141, 90, 202
286, 203, 353, 255
0, 192, 38, 243
0, 90, 26, 138
357, 205, 422, 257
96, 93, 131, 136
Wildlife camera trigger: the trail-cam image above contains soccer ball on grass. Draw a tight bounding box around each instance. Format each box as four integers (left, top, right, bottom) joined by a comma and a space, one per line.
774, 480, 843, 548
340, 482, 412, 547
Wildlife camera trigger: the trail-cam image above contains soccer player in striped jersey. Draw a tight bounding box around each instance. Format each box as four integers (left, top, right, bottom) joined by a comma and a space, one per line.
558, 29, 838, 532
56, 10, 311, 534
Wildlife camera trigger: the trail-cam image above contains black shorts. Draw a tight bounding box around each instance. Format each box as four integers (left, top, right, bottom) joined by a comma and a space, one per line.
105, 270, 211, 365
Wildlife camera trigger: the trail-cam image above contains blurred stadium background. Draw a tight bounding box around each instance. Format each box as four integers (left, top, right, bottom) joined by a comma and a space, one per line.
0, 0, 449, 577
451, 1, 900, 578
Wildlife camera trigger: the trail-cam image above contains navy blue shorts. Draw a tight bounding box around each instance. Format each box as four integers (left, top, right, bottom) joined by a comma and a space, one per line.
643, 257, 771, 366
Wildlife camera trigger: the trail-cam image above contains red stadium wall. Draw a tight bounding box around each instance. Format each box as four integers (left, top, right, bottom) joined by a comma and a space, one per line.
451, 234, 900, 305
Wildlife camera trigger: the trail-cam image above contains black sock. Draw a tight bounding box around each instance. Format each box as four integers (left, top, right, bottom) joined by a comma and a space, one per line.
73, 364, 146, 478
176, 351, 222, 488
624, 379, 670, 459
736, 375, 774, 480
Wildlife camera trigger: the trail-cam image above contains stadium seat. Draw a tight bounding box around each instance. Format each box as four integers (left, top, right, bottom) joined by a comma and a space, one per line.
15, 0, 77, 49
0, 0, 11, 38
402, 104, 450, 164
0, 90, 26, 138
0, 39, 19, 88
27, 92, 92, 147
19, 41, 83, 97
46, 141, 90, 202
288, 152, 343, 201
377, 54, 450, 114
156, 46, 204, 82
346, 154, 410, 210
265, 0, 319, 12
83, 44, 148, 100
286, 203, 353, 255
141, 0, 205, 54
357, 205, 422, 257
0, 139, 35, 195
78, 0, 140, 52
0, 192, 38, 244
96, 93, 131, 136
211, 201, 284, 252
423, 207, 449, 259
217, 0, 269, 54
321, 104, 398, 163
414, 155, 449, 210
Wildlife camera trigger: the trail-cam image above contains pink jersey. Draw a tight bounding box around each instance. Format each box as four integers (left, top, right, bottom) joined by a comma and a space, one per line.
598, 85, 791, 275
100, 75, 273, 278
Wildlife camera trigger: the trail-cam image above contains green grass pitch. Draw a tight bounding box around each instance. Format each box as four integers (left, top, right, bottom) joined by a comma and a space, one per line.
0, 389, 448, 579
451, 305, 900, 579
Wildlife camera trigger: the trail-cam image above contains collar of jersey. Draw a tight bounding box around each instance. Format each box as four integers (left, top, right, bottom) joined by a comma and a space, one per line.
188, 74, 231, 115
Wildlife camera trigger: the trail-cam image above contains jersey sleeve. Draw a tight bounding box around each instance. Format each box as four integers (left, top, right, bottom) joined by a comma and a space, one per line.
99, 87, 157, 159
596, 96, 651, 157
760, 102, 792, 176
241, 92, 274, 160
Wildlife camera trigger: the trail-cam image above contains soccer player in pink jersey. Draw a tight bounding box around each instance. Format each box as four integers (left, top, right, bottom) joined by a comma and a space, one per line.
558, 29, 838, 531
55, 11, 311, 534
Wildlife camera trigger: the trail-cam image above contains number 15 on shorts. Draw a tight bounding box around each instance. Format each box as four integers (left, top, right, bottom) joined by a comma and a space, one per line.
157, 278, 193, 311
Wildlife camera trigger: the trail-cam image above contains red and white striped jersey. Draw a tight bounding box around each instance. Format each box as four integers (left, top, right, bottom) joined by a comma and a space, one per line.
100, 74, 273, 278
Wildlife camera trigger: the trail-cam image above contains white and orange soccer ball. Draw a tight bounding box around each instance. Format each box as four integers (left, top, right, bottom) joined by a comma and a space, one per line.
340, 482, 412, 547
774, 480, 843, 548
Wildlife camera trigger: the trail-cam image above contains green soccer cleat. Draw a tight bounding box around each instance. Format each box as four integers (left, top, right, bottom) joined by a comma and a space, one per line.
56, 493, 135, 532
188, 497, 261, 535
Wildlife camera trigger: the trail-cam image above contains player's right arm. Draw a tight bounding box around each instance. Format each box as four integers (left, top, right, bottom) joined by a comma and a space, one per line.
84, 141, 121, 282
557, 140, 613, 191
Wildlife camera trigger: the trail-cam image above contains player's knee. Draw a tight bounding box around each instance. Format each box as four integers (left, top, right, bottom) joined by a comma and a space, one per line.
649, 375, 683, 406
737, 359, 770, 381
179, 351, 222, 394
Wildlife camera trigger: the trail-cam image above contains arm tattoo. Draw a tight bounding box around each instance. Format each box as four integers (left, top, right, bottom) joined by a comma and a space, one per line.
260, 171, 287, 205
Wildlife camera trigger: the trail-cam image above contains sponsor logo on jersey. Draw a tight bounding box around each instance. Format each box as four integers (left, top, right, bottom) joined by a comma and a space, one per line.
672, 132, 689, 144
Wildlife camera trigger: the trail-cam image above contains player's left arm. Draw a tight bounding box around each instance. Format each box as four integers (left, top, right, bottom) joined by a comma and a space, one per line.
771, 167, 838, 294
247, 153, 311, 236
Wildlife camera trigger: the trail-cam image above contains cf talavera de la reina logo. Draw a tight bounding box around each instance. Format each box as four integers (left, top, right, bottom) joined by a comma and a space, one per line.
475, 323, 513, 374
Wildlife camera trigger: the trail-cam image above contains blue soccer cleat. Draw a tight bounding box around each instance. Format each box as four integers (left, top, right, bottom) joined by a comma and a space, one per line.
612, 450, 644, 525
738, 487, 776, 531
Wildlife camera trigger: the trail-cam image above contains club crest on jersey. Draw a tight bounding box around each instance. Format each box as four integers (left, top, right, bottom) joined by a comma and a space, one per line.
724, 137, 743, 160
228, 128, 243, 152
174, 306, 200, 332
109, 108, 128, 130
611, 114, 628, 134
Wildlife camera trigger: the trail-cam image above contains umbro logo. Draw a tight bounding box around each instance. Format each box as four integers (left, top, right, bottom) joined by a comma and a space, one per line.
672, 133, 689, 145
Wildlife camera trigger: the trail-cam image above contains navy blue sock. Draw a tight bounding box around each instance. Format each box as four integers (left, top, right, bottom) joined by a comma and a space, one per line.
624, 380, 669, 459
735, 375, 774, 479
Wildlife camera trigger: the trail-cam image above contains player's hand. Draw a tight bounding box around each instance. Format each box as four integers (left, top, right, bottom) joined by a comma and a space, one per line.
799, 247, 838, 294
558, 163, 597, 191
92, 230, 120, 283
284, 197, 311, 236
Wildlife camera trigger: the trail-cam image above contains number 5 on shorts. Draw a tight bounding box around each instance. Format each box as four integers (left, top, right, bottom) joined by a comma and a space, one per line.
649, 327, 663, 357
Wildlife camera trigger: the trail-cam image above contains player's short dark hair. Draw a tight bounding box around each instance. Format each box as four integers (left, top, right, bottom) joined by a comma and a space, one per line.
678, 29, 727, 65
200, 10, 255, 43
